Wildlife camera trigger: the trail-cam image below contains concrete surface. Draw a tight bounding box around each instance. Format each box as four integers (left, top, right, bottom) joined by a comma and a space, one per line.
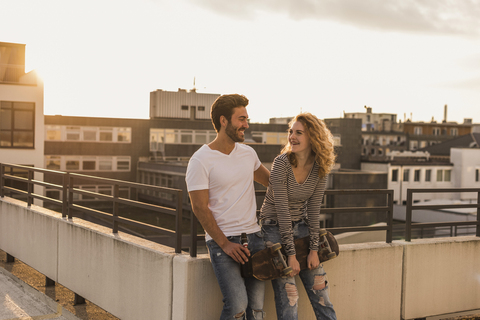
0, 250, 118, 320
0, 266, 76, 320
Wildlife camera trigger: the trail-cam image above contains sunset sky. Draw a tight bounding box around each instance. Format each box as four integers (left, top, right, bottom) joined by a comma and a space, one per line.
1, 0, 480, 124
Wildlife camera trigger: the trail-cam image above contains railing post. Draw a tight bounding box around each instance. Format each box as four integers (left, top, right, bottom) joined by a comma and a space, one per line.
175, 190, 183, 254
190, 210, 198, 258
68, 174, 74, 219
27, 169, 33, 207
405, 189, 413, 241
386, 190, 393, 243
0, 163, 4, 198
113, 184, 119, 233
62, 173, 68, 218
477, 191, 480, 237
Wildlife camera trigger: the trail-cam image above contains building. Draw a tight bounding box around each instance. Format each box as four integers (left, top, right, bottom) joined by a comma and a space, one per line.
404, 119, 472, 151
344, 107, 407, 159
345, 105, 475, 159
0, 42, 44, 200
362, 132, 480, 204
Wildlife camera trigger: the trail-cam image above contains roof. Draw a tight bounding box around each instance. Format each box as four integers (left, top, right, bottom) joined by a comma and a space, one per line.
418, 133, 480, 156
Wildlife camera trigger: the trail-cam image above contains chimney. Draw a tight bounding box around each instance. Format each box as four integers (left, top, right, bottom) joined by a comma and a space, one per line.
443, 104, 447, 123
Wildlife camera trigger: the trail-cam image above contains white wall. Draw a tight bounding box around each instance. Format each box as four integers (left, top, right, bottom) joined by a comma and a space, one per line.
0, 70, 44, 169
451, 148, 480, 197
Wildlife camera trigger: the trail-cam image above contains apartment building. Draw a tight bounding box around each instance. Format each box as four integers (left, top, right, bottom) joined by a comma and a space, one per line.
0, 42, 44, 200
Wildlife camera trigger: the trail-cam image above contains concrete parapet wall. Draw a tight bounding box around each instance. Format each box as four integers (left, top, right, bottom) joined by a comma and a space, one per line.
0, 197, 176, 320
1, 197, 480, 320
402, 237, 480, 319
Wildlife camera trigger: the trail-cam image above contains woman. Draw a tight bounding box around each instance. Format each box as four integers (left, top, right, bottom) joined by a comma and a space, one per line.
259, 113, 337, 320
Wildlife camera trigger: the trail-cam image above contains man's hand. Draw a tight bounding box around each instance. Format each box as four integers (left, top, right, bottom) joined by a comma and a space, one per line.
221, 241, 250, 264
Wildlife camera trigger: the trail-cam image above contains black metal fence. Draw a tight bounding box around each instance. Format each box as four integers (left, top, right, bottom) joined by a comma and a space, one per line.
0, 163, 184, 254
405, 188, 480, 241
1, 163, 480, 258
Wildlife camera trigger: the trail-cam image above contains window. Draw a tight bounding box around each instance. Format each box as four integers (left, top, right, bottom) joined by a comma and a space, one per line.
433, 128, 440, 136
391, 169, 398, 182
66, 126, 81, 141
83, 129, 97, 141
444, 169, 451, 182
181, 130, 193, 143
476, 169, 479, 182
82, 158, 96, 170
46, 156, 61, 170
414, 127, 422, 135
116, 157, 130, 171
332, 134, 341, 146
99, 127, 113, 141
46, 126, 62, 141
403, 169, 410, 182
410, 141, 418, 150
450, 128, 458, 136
437, 170, 443, 182
117, 128, 131, 142
195, 131, 207, 144
425, 169, 431, 182
198, 106, 205, 111
181, 105, 188, 111
414, 169, 420, 182
0, 101, 35, 148
66, 159, 80, 170
99, 158, 113, 170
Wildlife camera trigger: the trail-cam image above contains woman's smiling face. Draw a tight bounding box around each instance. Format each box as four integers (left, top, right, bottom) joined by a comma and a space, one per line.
288, 121, 311, 154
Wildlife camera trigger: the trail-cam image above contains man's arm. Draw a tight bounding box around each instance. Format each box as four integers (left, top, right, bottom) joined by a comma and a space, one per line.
254, 164, 270, 187
188, 189, 250, 264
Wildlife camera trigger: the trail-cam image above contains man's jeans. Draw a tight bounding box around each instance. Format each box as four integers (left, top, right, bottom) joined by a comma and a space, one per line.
206, 231, 265, 320
262, 219, 337, 320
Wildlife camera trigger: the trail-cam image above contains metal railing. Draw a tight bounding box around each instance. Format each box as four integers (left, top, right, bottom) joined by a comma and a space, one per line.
405, 188, 480, 241
323, 189, 394, 243
2, 163, 480, 257
0, 163, 184, 254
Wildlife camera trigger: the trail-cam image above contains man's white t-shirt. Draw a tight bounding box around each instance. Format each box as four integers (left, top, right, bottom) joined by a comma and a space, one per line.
186, 143, 262, 241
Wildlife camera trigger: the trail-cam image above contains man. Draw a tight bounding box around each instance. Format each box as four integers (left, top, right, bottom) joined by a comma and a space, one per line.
186, 94, 270, 320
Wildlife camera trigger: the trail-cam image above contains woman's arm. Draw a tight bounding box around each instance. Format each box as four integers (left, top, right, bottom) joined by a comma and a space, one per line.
270, 156, 296, 257
306, 176, 328, 252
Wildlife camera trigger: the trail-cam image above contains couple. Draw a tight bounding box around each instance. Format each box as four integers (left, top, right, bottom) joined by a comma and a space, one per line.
186, 94, 337, 320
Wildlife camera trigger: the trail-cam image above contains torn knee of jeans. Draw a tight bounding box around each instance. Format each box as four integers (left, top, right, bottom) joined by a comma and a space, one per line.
252, 309, 265, 319
313, 274, 326, 291
234, 311, 245, 319
285, 283, 299, 306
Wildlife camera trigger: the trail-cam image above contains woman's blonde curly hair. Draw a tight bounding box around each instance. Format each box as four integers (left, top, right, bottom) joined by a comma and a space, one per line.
281, 113, 336, 179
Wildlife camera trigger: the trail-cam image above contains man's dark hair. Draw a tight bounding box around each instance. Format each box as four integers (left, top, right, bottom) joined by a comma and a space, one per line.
210, 94, 249, 132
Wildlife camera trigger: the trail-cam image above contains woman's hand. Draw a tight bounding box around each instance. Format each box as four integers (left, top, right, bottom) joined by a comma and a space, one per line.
307, 250, 320, 270
288, 255, 301, 277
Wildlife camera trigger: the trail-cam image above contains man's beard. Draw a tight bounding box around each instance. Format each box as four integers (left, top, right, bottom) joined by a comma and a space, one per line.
225, 121, 245, 142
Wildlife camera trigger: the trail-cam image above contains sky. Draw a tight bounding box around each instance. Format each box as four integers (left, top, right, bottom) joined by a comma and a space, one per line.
1, 0, 480, 124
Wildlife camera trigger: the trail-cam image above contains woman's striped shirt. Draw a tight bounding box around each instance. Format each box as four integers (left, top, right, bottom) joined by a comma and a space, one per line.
259, 153, 327, 256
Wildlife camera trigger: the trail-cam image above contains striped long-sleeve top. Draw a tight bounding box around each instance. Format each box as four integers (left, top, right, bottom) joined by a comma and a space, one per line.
259, 153, 327, 256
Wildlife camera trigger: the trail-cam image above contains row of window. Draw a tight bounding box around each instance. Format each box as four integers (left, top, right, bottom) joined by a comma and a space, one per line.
45, 125, 131, 143
45, 156, 131, 172
139, 171, 175, 201
0, 101, 35, 148
46, 185, 131, 201
149, 129, 291, 151
413, 127, 458, 136
391, 168, 452, 183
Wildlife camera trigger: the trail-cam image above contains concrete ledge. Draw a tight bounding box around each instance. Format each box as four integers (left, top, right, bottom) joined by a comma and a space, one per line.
2, 197, 480, 320
402, 237, 480, 319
